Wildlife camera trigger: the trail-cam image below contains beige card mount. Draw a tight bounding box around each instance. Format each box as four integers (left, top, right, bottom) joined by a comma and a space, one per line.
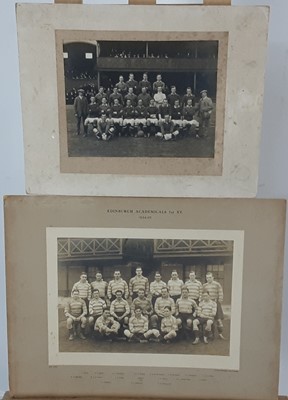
16, 2, 269, 197
4, 196, 286, 400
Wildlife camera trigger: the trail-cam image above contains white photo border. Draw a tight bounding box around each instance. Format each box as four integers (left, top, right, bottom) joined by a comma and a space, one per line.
47, 227, 244, 370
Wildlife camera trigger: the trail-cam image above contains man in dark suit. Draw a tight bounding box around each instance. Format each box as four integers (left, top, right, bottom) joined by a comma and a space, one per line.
74, 88, 88, 136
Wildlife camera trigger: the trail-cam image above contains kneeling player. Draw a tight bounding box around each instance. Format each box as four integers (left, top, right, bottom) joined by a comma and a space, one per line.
157, 114, 180, 141
124, 307, 160, 343
192, 292, 216, 344
160, 306, 178, 343
94, 308, 120, 341
64, 289, 87, 341
93, 114, 115, 141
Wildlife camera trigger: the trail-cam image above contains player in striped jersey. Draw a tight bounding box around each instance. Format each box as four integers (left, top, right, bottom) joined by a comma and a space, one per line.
88, 289, 106, 331
124, 307, 160, 343
110, 290, 130, 335
160, 306, 178, 343
167, 270, 184, 302
64, 289, 87, 341
129, 266, 149, 299
149, 272, 167, 307
203, 272, 225, 339
130, 288, 153, 318
71, 273, 91, 310
150, 287, 175, 329
175, 286, 197, 338
94, 308, 120, 341
90, 272, 108, 300
107, 270, 129, 301
185, 271, 202, 303
192, 292, 217, 344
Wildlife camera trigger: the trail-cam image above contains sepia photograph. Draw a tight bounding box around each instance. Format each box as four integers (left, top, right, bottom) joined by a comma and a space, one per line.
62, 38, 221, 159
56, 30, 228, 176
47, 228, 243, 370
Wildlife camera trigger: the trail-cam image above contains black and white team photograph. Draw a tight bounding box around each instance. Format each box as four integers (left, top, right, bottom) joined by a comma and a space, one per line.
57, 237, 233, 357
62, 39, 219, 158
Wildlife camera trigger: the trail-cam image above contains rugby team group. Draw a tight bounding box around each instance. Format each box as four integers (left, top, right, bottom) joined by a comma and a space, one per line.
72, 73, 214, 141
64, 267, 226, 345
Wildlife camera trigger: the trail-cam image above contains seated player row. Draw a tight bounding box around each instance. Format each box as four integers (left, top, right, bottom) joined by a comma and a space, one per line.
74, 81, 213, 138
65, 268, 225, 343
65, 286, 223, 345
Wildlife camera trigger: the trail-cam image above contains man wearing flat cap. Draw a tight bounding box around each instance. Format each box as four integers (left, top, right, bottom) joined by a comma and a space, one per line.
74, 88, 88, 136
198, 89, 213, 137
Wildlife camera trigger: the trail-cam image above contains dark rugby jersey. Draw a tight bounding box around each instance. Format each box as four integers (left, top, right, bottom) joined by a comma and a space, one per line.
98, 104, 110, 117
138, 80, 152, 92
87, 103, 99, 118
167, 93, 180, 106
182, 105, 196, 121
110, 104, 123, 118
146, 106, 158, 118
95, 92, 108, 104
171, 106, 182, 120
115, 82, 128, 95
126, 79, 138, 92
159, 105, 171, 118
97, 119, 111, 134
153, 80, 165, 92
109, 93, 123, 105
161, 120, 175, 134
134, 105, 147, 118
182, 94, 196, 107
124, 93, 138, 107
123, 105, 135, 119
137, 93, 152, 107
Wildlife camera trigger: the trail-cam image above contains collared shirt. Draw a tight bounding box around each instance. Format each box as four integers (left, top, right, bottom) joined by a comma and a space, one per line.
197, 300, 217, 319
90, 280, 108, 298
107, 278, 129, 299
89, 298, 106, 317
202, 281, 223, 302
129, 275, 149, 295
185, 279, 202, 300
167, 278, 184, 296
71, 281, 91, 300
128, 315, 148, 333
64, 297, 87, 318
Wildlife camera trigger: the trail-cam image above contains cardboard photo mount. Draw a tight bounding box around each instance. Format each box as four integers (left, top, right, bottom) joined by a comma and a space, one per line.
4, 196, 286, 400
16, 1, 269, 197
